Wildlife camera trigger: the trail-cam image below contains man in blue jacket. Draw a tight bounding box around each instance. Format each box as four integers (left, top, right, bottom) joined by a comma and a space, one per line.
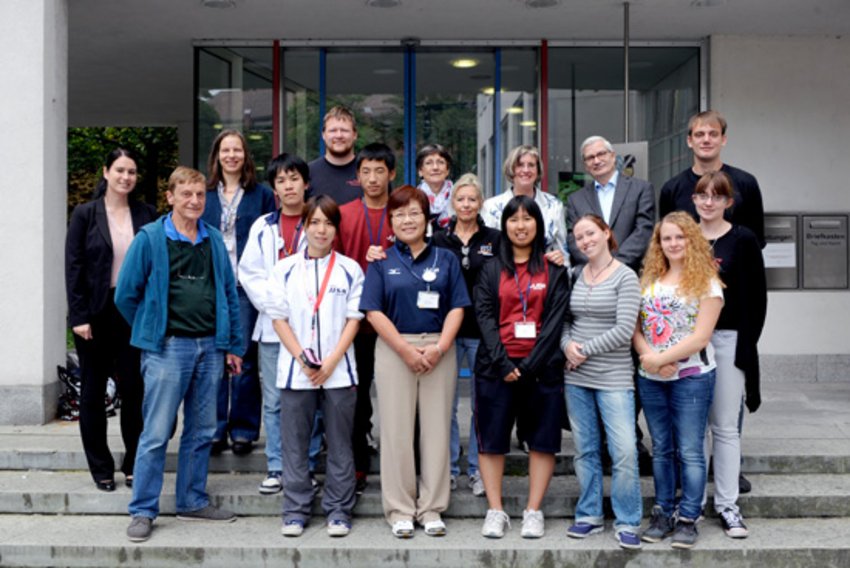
115, 166, 244, 543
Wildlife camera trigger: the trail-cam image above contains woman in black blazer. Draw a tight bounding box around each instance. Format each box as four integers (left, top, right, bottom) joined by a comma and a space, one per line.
65, 148, 157, 491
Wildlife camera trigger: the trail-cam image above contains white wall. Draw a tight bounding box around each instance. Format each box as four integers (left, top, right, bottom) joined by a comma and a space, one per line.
711, 35, 850, 355
0, 0, 68, 422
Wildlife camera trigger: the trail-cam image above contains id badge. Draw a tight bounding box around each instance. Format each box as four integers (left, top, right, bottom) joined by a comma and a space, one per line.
417, 290, 440, 309
514, 321, 537, 339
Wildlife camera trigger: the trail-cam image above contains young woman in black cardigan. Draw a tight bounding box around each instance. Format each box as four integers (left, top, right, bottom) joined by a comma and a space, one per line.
65, 148, 157, 491
473, 195, 570, 539
693, 170, 767, 539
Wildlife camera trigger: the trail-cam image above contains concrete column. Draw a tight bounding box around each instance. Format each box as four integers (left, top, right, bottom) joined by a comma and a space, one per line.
0, 0, 68, 424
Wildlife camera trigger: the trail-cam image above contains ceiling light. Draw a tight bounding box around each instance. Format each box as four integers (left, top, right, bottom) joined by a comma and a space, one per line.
366, 0, 401, 7
201, 0, 236, 8
248, 134, 263, 141
507, 107, 523, 114
520, 120, 537, 127
451, 58, 480, 69
449, 58, 478, 69
212, 123, 224, 130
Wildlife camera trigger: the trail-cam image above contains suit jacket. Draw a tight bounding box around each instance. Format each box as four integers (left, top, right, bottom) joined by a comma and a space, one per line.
65, 197, 157, 327
567, 174, 655, 272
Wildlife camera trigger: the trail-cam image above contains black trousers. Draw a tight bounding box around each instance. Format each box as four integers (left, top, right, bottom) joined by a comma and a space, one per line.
74, 294, 144, 482
352, 333, 377, 474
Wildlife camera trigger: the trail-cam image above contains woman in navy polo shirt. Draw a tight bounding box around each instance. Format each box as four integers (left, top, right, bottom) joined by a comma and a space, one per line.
360, 185, 470, 539
474, 195, 570, 540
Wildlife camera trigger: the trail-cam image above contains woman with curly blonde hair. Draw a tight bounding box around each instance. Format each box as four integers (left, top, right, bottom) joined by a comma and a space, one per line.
633, 211, 723, 550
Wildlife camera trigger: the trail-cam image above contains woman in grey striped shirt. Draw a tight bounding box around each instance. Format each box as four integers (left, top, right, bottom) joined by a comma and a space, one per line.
561, 214, 643, 550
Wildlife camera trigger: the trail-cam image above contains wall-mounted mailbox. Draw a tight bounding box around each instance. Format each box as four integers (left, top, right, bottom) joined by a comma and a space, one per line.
802, 215, 848, 289
764, 215, 799, 290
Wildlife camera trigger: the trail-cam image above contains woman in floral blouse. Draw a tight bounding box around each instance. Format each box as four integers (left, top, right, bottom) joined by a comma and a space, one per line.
633, 211, 723, 550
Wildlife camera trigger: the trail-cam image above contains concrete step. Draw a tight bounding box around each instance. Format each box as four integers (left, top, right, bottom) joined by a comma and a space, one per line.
1, 514, 848, 568
4, 434, 850, 475
3, 470, 850, 519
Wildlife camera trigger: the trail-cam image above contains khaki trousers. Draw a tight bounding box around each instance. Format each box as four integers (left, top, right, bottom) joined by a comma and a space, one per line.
375, 333, 457, 525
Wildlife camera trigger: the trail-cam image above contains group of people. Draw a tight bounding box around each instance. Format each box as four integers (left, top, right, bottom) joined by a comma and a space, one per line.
64, 106, 766, 549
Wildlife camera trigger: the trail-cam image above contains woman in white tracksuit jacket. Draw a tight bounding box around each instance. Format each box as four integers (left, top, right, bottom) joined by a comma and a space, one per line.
266, 195, 364, 537
238, 153, 309, 495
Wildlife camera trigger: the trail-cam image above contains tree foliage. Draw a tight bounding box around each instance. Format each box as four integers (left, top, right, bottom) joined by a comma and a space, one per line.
67, 127, 179, 219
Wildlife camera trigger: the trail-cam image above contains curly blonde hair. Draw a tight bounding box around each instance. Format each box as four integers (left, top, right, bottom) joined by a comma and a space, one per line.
640, 211, 720, 299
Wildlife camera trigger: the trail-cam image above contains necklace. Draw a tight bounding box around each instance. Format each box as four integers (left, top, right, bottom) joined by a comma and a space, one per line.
582, 256, 615, 312
587, 256, 615, 284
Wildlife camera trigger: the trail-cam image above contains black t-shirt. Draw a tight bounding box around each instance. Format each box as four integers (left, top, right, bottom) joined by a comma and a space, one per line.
307, 156, 362, 205
659, 163, 765, 248
166, 238, 216, 337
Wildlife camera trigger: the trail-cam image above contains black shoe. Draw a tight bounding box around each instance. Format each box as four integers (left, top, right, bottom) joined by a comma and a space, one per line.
96, 479, 116, 492
355, 474, 368, 495
231, 440, 254, 456
738, 473, 752, 494
210, 439, 229, 456
125, 475, 133, 488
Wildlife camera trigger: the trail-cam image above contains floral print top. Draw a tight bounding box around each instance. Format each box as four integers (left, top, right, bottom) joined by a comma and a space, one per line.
637, 278, 723, 381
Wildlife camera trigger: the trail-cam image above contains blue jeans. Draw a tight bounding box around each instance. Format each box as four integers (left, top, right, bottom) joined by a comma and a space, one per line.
566, 384, 641, 533
450, 337, 480, 477
638, 371, 715, 521
215, 288, 261, 442
259, 341, 323, 473
258, 342, 283, 472
129, 336, 223, 519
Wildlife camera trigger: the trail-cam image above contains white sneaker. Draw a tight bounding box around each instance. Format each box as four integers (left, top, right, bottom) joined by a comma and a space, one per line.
423, 518, 447, 536
469, 473, 486, 497
521, 509, 544, 539
258, 471, 282, 494
280, 519, 305, 537
481, 509, 510, 538
391, 519, 414, 539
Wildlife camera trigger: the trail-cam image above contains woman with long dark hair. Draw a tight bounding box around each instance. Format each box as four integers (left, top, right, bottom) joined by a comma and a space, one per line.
202, 129, 276, 455
474, 195, 570, 539
65, 148, 157, 491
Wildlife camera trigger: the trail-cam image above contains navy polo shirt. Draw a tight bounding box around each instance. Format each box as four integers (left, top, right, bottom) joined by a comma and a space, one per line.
360, 240, 471, 333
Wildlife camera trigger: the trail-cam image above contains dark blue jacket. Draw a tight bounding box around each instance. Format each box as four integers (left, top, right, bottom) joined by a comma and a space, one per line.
201, 183, 276, 261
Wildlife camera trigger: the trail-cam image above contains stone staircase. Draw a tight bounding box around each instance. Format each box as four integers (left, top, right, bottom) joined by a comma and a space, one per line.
1, 380, 850, 567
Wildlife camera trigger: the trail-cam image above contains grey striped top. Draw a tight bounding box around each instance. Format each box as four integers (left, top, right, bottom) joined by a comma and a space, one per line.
561, 263, 640, 390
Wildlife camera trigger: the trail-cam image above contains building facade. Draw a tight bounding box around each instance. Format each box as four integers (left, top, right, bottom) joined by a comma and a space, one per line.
1, 0, 849, 423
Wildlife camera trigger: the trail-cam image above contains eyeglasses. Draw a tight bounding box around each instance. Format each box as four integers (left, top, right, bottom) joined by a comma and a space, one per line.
582, 150, 611, 163
461, 245, 470, 270
422, 158, 448, 168
391, 210, 425, 221
693, 193, 728, 204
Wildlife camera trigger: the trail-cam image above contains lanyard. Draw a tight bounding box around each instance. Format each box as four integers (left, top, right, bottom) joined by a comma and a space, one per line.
514, 270, 533, 322
304, 250, 337, 350
362, 200, 386, 247
278, 213, 303, 260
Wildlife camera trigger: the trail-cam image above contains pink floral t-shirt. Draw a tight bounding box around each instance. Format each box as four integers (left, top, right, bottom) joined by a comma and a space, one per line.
638, 278, 723, 381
